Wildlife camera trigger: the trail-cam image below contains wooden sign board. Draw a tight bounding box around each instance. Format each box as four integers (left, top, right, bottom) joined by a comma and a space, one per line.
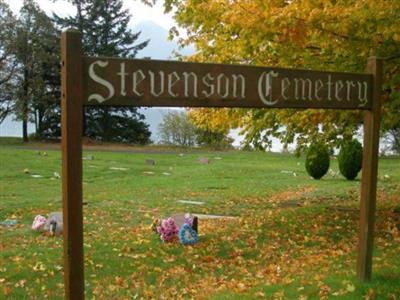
61, 29, 382, 300
83, 57, 373, 109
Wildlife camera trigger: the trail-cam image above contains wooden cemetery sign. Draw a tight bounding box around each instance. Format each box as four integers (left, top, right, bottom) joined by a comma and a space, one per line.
61, 29, 383, 299
83, 57, 372, 109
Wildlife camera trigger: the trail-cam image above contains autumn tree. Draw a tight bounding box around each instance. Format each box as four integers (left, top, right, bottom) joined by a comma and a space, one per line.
54, 0, 151, 144
159, 0, 400, 153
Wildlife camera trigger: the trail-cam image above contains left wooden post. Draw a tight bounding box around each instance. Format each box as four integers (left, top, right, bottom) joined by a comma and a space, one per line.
61, 29, 84, 300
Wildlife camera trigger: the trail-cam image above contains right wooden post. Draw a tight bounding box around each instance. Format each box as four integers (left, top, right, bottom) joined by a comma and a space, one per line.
357, 57, 383, 281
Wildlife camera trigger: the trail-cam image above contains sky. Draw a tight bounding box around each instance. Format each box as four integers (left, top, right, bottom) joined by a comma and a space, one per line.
6, 0, 175, 30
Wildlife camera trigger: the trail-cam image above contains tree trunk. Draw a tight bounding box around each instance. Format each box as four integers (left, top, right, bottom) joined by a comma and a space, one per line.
101, 107, 110, 141
22, 95, 29, 142
22, 118, 28, 142
21, 64, 30, 142
34, 109, 38, 132
38, 108, 43, 134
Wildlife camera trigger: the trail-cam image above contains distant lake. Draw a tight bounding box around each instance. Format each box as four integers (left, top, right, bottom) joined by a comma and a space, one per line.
0, 108, 173, 142
0, 115, 35, 137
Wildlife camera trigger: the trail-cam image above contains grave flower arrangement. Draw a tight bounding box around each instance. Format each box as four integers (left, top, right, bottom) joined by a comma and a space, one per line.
156, 217, 179, 242
32, 215, 47, 231
154, 213, 198, 245
178, 224, 198, 245
31, 213, 63, 236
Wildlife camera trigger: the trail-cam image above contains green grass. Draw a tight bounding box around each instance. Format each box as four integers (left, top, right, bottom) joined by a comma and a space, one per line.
0, 139, 399, 299
0, 137, 25, 146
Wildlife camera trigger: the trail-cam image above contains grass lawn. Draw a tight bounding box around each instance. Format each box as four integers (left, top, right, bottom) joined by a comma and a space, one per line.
0, 138, 399, 299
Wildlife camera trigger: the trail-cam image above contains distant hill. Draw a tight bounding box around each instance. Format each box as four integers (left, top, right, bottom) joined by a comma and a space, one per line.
138, 107, 181, 143
134, 21, 194, 60
133, 21, 193, 142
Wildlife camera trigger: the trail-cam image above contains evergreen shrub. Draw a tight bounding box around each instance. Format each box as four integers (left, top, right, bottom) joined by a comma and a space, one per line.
305, 142, 330, 179
338, 139, 363, 180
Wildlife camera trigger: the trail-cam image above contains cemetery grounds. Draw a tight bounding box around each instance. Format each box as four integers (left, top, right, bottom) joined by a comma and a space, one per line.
0, 137, 399, 299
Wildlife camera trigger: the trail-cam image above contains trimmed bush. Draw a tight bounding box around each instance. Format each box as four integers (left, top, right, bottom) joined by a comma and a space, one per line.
305, 142, 330, 179
338, 139, 363, 180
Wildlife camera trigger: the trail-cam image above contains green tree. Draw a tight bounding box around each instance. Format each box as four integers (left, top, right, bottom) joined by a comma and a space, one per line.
158, 110, 233, 148
0, 1, 18, 123
12, 0, 59, 141
195, 128, 233, 150
158, 110, 197, 146
384, 126, 400, 154
161, 0, 400, 153
54, 0, 151, 144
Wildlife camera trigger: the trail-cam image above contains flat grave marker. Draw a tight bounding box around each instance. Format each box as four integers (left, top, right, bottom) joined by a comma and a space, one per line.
198, 157, 210, 164
177, 200, 205, 205
145, 159, 156, 165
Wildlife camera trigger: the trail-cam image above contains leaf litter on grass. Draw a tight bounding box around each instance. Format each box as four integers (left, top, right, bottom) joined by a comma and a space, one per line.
1, 147, 399, 299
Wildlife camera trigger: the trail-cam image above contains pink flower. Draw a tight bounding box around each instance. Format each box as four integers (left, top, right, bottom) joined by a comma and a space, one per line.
32, 215, 46, 231
158, 217, 179, 242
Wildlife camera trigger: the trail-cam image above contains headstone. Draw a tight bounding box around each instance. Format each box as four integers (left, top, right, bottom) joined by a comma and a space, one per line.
145, 159, 155, 166
44, 212, 63, 235
170, 213, 186, 228
171, 213, 198, 233
192, 217, 198, 233
198, 157, 209, 164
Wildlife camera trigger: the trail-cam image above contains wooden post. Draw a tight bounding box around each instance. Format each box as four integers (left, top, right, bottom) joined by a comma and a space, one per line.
61, 29, 84, 299
357, 57, 383, 281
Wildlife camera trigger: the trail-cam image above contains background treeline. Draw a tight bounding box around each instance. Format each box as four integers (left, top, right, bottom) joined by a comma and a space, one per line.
0, 0, 151, 144
158, 110, 233, 149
